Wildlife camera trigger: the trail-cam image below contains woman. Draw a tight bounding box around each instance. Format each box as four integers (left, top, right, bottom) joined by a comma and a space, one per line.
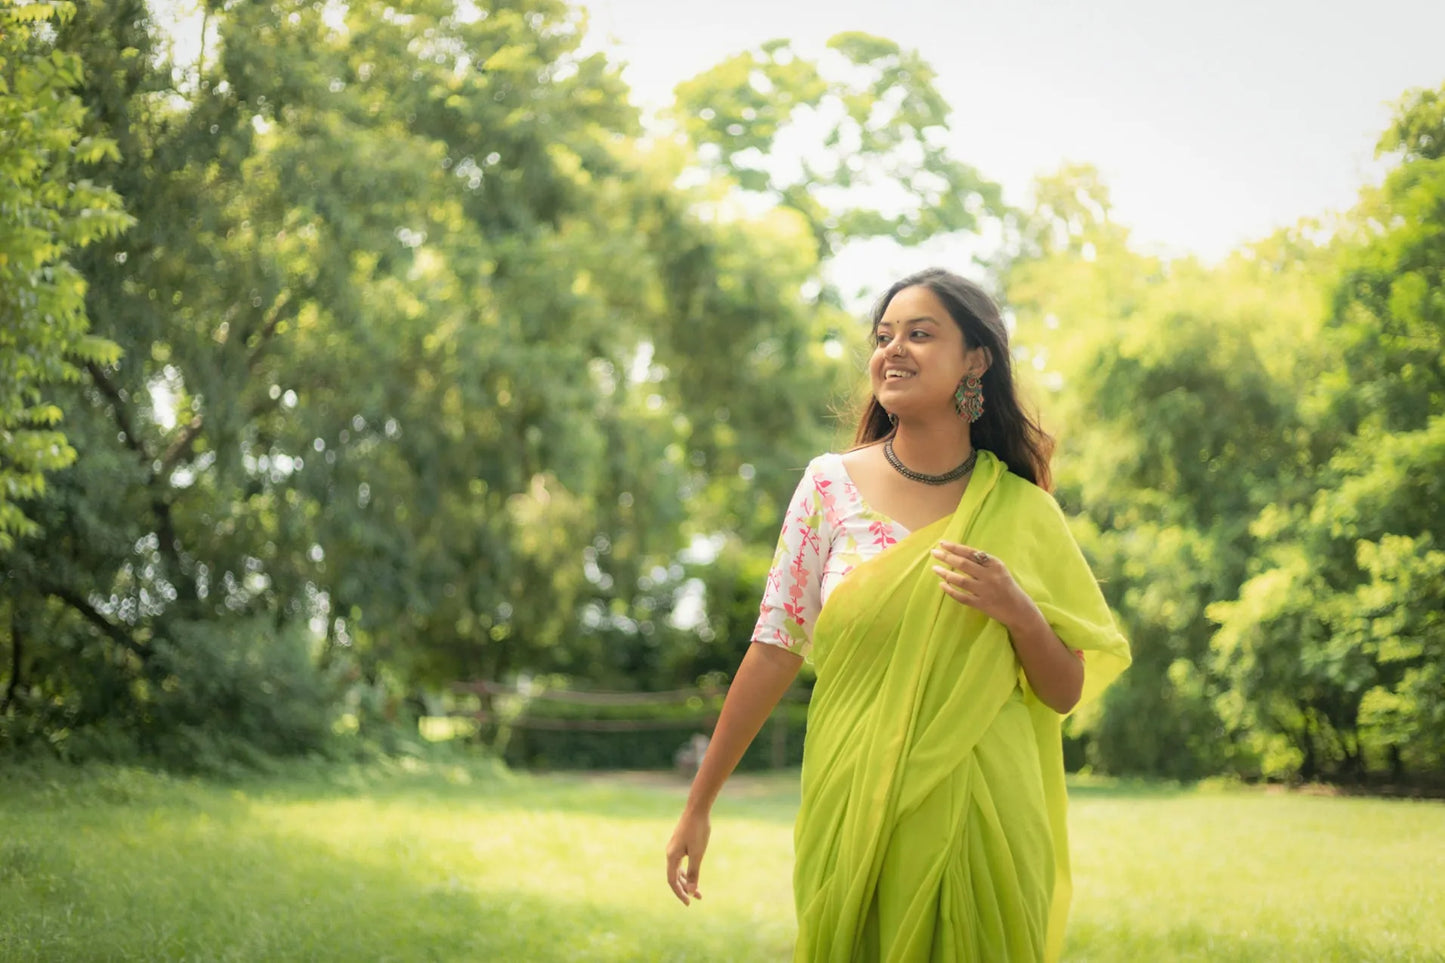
665, 268, 1131, 962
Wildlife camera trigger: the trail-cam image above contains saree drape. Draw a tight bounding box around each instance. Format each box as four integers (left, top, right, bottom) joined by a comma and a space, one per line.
793, 451, 1131, 963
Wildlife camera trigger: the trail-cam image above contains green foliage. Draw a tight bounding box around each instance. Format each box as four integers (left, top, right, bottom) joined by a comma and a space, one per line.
1323, 138, 1445, 435
0, 614, 344, 773
0, 0, 1438, 790
1005, 166, 1302, 779
1380, 86, 1445, 161
1201, 89, 1445, 784
0, 0, 853, 764
1212, 417, 1445, 780
0, 0, 130, 549
1008, 86, 1445, 786
141, 618, 343, 765
673, 32, 1003, 263
494, 698, 808, 770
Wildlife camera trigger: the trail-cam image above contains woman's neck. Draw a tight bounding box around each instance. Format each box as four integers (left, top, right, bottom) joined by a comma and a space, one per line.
890, 419, 974, 475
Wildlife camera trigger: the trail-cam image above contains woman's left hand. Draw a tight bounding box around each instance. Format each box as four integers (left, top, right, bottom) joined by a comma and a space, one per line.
931, 541, 1034, 629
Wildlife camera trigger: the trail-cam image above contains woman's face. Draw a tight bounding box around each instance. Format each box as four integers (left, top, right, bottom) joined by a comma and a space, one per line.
869, 285, 988, 420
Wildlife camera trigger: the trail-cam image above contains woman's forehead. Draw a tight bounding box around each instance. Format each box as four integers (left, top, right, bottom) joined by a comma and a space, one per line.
879, 286, 953, 327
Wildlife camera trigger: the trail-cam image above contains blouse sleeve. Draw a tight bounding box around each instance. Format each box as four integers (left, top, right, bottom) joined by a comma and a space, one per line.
751, 458, 829, 659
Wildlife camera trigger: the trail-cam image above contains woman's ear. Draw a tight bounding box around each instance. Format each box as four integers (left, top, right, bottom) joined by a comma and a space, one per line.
974, 346, 993, 377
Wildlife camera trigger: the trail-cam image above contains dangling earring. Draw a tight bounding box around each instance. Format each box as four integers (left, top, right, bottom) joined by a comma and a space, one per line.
954, 374, 984, 423
887, 411, 898, 427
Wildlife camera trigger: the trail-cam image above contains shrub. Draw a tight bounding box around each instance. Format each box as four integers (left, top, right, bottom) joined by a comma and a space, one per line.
487, 696, 810, 771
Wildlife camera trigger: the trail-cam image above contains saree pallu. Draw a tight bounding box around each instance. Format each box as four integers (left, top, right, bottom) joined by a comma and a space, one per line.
793, 452, 1131, 963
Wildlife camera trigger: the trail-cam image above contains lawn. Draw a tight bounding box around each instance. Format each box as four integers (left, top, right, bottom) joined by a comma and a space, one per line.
0, 759, 1441, 962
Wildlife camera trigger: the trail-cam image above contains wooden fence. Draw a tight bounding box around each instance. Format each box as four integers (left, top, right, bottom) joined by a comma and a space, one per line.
449, 679, 811, 769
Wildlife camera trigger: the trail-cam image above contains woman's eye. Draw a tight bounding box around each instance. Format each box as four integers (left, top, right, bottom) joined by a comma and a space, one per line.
875, 334, 890, 347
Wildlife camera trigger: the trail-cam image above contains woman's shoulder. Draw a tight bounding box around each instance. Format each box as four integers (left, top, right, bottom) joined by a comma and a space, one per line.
801, 451, 850, 482
993, 465, 1054, 501
794, 451, 871, 523
780, 453, 849, 506
991, 459, 1068, 524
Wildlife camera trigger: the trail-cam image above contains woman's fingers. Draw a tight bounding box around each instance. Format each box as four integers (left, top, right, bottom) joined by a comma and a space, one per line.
932, 542, 983, 576
934, 542, 1007, 580
930, 543, 967, 571
666, 825, 707, 906
932, 542, 981, 608
934, 542, 1020, 615
669, 858, 701, 905
931, 564, 975, 593
666, 846, 689, 904
937, 574, 978, 607
684, 851, 704, 901
934, 542, 1035, 626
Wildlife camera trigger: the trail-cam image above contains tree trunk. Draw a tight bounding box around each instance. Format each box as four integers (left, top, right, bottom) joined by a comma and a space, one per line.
1298, 711, 1318, 781
1, 609, 22, 715
770, 710, 787, 769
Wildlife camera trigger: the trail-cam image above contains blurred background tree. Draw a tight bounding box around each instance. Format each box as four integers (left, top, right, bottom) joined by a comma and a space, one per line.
0, 0, 1439, 786
0, 1, 131, 552
1005, 87, 1445, 784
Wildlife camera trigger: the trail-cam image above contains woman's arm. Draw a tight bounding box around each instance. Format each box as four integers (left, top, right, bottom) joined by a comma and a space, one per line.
665, 641, 803, 905
995, 592, 1083, 714
932, 540, 1084, 714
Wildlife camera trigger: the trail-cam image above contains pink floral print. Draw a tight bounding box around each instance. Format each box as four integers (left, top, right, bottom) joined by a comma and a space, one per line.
752, 454, 909, 658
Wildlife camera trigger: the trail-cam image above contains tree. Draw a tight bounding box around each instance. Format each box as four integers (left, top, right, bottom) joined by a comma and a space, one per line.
1002, 90, 1445, 785
1210, 85, 1445, 782
0, 0, 858, 759
0, 1, 130, 552
1004, 165, 1321, 778
673, 33, 1003, 266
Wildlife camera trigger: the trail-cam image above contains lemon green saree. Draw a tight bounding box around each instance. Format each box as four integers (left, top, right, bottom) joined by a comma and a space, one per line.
793, 451, 1130, 963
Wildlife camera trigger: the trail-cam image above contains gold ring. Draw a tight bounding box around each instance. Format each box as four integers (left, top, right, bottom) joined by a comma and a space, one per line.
973, 551, 989, 564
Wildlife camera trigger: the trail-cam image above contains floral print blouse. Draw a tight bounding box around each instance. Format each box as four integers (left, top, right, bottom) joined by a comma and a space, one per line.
752, 453, 911, 659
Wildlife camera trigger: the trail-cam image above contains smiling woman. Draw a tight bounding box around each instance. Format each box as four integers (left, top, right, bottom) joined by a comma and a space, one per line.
665, 267, 1132, 962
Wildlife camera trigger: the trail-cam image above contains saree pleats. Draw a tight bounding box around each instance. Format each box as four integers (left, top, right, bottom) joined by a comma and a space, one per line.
793, 453, 1131, 963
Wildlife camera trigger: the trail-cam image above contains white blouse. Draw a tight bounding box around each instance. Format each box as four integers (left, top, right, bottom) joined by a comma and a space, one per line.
751, 453, 912, 659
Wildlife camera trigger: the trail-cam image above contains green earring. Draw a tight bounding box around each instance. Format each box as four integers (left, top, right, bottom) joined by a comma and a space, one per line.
954, 374, 984, 423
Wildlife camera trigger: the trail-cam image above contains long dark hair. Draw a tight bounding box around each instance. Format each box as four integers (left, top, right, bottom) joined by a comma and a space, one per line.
852, 268, 1054, 490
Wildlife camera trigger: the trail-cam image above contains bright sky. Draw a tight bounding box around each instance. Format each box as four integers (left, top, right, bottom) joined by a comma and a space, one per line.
582, 0, 1445, 270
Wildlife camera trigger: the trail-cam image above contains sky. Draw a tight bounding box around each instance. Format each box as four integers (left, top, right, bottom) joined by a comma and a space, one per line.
580, 0, 1445, 270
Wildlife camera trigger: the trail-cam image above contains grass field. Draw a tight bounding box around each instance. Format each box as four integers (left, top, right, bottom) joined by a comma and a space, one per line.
0, 759, 1441, 962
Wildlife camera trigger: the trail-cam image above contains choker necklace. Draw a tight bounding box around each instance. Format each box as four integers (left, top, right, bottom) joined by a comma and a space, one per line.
883, 436, 977, 485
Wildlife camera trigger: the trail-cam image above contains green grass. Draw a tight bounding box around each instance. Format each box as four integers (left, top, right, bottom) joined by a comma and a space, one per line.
0, 760, 1441, 962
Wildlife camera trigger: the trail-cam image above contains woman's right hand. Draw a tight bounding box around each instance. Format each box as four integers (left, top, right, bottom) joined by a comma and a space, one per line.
665, 809, 711, 906
661, 642, 802, 908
